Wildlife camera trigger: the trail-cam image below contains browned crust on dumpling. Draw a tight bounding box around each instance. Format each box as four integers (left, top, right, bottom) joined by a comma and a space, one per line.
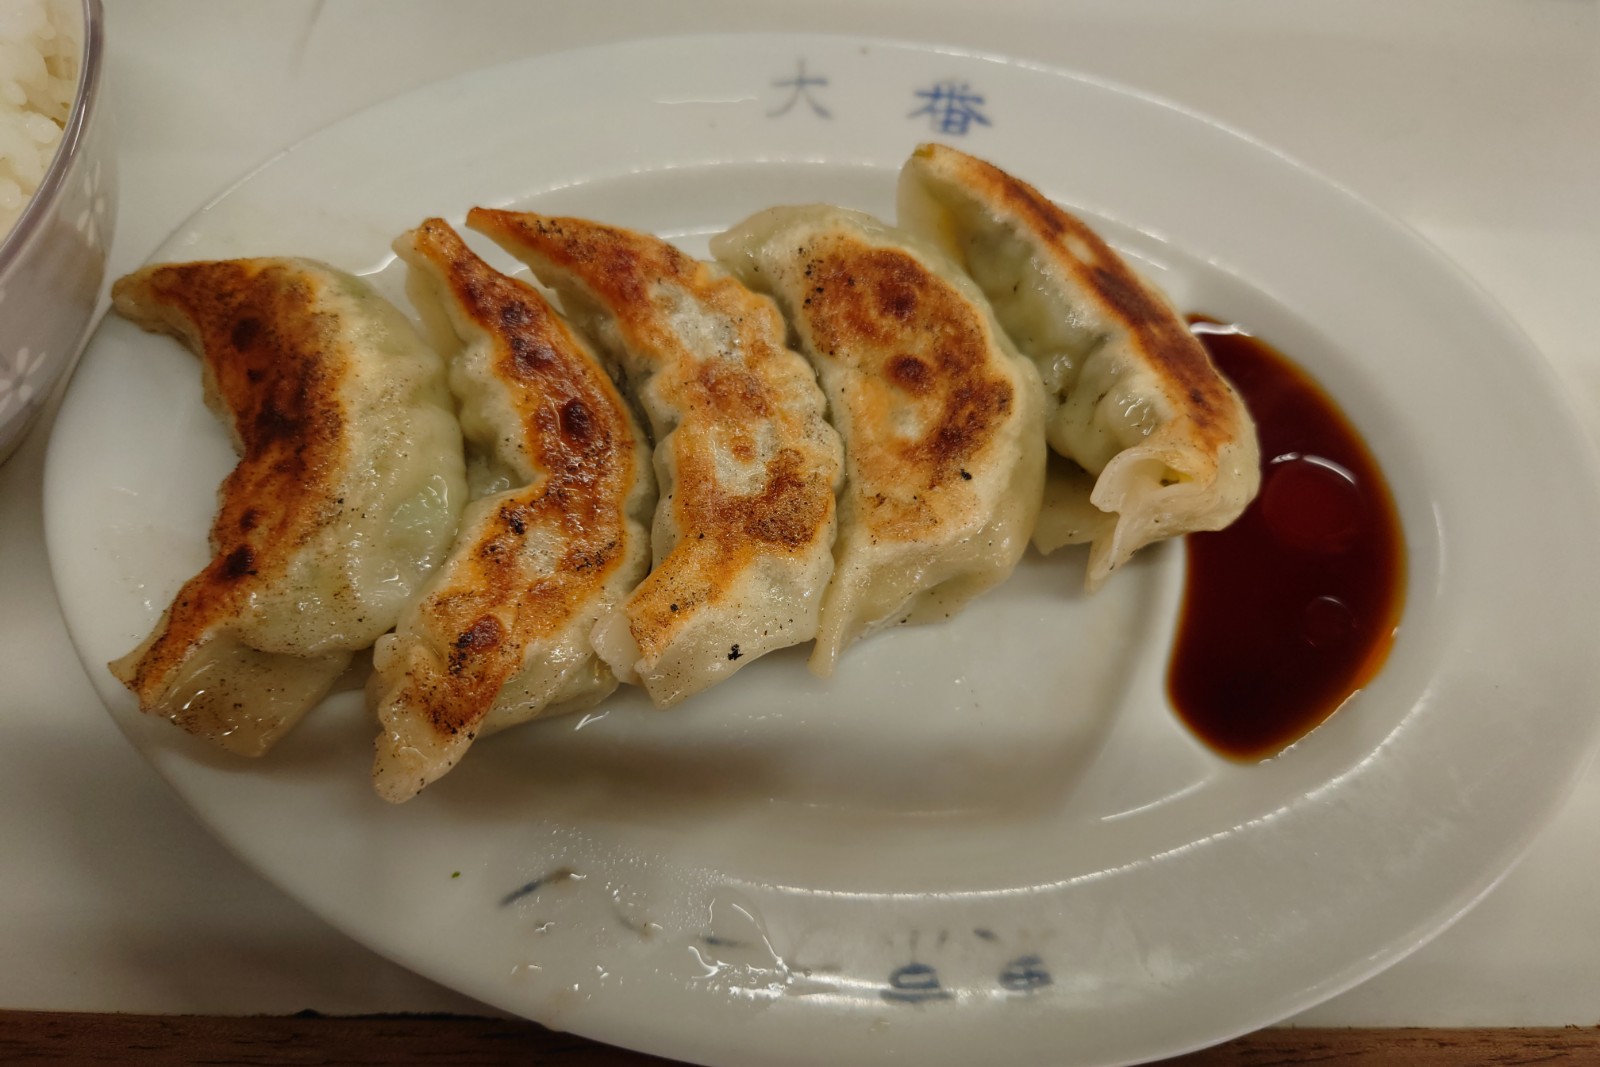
107, 260, 355, 708
791, 230, 1015, 542
389, 219, 643, 738
466, 209, 838, 664
909, 143, 1237, 450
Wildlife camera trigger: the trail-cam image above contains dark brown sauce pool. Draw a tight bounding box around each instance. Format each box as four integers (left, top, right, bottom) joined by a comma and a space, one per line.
1167, 318, 1405, 760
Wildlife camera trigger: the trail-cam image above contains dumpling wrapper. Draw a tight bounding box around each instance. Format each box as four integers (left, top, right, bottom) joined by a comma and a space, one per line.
368, 220, 657, 802
468, 208, 844, 707
713, 204, 1045, 676
898, 143, 1260, 590
108, 258, 466, 755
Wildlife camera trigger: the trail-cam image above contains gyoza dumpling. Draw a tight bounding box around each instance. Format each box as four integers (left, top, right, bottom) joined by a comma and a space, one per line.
468, 208, 844, 707
108, 258, 466, 755
713, 205, 1044, 676
369, 220, 656, 802
898, 143, 1260, 590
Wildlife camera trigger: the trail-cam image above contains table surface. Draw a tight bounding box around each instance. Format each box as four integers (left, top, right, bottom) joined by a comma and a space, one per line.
6, 0, 1598, 1041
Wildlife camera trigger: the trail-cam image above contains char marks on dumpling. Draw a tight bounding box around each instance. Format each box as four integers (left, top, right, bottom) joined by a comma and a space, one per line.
370, 219, 655, 803
467, 208, 844, 707
714, 205, 1045, 674
898, 143, 1260, 590
107, 258, 466, 755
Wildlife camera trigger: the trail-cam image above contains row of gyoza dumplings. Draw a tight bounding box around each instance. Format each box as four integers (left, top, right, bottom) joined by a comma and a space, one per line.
107, 144, 1260, 802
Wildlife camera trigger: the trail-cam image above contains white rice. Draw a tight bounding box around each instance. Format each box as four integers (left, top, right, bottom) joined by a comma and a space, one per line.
0, 0, 80, 240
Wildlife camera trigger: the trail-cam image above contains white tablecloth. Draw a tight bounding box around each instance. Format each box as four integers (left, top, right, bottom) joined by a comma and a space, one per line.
4, 0, 1596, 1027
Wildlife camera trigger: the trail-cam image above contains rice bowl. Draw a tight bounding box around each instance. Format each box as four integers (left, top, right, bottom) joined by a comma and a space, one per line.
0, 0, 83, 238
0, 0, 111, 465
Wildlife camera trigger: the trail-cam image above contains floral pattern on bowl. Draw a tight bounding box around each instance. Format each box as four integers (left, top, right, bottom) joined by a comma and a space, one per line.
0, 0, 115, 466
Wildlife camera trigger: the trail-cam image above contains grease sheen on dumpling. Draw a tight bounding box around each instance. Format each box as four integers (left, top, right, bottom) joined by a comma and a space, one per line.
369, 219, 656, 802
108, 257, 466, 755
713, 204, 1044, 675
898, 143, 1260, 590
468, 208, 844, 707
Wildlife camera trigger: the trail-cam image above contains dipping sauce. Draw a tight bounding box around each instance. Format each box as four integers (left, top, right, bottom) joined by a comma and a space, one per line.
1167, 319, 1405, 759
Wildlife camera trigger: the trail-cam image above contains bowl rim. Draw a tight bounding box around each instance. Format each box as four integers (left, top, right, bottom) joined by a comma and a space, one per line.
0, 0, 105, 279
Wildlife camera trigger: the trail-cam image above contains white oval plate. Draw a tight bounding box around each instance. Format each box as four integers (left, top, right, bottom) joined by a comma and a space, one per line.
43, 33, 1600, 1067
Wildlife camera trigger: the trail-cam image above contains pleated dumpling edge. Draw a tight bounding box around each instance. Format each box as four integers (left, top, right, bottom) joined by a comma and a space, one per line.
897, 143, 1261, 592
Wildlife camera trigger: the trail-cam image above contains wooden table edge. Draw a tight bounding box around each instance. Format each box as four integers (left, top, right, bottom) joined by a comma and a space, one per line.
5, 1011, 1600, 1065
